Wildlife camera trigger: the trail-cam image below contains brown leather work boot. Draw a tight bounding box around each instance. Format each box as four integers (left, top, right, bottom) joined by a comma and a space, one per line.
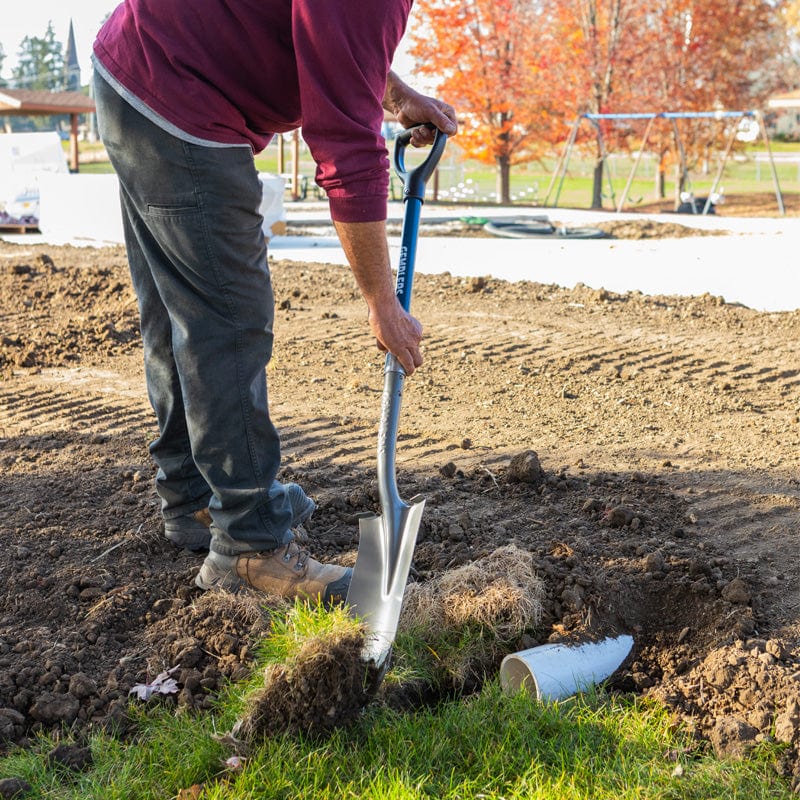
195, 541, 351, 607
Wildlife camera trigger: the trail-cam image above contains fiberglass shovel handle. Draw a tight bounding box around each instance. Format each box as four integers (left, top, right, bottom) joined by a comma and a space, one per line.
375, 124, 447, 527
391, 125, 448, 315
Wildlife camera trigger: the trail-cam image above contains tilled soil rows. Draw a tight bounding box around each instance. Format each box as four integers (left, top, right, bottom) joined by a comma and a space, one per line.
1, 231, 799, 781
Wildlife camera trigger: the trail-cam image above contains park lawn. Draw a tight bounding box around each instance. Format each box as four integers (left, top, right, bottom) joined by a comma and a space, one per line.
74, 139, 800, 210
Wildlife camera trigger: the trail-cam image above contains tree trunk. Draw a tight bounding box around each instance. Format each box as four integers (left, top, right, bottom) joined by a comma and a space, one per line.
673, 162, 684, 210
591, 159, 604, 209
496, 156, 511, 204
655, 151, 666, 199
655, 168, 665, 200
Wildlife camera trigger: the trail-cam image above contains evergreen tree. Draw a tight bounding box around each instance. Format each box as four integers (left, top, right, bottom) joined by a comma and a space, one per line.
10, 22, 67, 131
12, 22, 65, 91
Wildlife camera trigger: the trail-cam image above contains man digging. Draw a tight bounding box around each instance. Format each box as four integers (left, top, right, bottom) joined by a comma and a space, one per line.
92, 0, 457, 606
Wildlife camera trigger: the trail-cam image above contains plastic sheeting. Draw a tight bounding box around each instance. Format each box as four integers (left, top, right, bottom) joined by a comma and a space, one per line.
0, 131, 68, 224
32, 171, 287, 246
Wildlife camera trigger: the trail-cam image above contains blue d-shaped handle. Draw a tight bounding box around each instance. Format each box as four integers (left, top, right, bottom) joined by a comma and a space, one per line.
393, 125, 448, 203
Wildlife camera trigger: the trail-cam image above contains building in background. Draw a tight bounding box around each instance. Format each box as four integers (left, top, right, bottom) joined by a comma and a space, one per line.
766, 90, 800, 141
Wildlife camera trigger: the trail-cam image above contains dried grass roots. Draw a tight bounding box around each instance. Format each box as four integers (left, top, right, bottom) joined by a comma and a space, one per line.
400, 543, 545, 640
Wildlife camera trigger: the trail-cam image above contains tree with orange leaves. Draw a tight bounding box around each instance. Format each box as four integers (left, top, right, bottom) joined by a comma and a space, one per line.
410, 0, 792, 209
408, 0, 566, 203
546, 0, 644, 208
788, 0, 800, 33
624, 0, 790, 201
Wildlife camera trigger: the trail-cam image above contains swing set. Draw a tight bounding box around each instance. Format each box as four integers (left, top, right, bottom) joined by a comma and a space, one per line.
545, 110, 785, 216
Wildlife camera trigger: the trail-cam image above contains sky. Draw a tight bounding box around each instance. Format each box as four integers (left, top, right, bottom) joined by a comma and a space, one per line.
0, 1, 416, 85
0, 1, 120, 82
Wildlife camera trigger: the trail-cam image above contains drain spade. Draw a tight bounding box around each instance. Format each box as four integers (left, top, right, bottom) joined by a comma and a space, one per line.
346, 125, 447, 669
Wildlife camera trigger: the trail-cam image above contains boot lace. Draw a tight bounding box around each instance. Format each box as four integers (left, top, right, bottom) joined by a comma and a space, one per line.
281, 541, 310, 573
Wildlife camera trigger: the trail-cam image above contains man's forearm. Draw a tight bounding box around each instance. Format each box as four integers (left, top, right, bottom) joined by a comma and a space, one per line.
333, 220, 396, 311
333, 219, 424, 375
382, 71, 406, 116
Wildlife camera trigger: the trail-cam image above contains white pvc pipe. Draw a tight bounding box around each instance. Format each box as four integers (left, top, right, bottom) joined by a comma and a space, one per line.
500, 635, 634, 702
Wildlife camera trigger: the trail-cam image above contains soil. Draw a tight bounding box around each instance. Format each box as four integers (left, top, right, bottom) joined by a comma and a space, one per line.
633, 191, 800, 217
293, 216, 724, 241
1, 207, 800, 783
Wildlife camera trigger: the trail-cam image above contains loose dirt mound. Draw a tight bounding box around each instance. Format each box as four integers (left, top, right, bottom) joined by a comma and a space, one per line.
1, 239, 800, 782
291, 216, 722, 240
633, 191, 800, 217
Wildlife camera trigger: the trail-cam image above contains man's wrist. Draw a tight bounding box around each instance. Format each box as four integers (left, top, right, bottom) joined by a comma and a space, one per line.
383, 70, 413, 115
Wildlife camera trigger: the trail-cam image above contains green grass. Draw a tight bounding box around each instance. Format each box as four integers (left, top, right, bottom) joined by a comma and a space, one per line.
1, 687, 792, 799
0, 604, 794, 800
77, 140, 800, 210
202, 689, 791, 800
74, 161, 115, 175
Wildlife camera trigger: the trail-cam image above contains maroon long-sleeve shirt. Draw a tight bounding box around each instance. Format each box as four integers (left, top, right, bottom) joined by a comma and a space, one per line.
93, 0, 413, 222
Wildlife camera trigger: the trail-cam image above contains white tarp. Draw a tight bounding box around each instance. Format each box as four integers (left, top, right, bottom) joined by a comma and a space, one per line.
37, 173, 125, 245
33, 171, 287, 246
0, 132, 68, 223
258, 172, 286, 238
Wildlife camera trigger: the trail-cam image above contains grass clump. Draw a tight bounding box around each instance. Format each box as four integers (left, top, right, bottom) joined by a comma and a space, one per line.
401, 543, 545, 638
232, 602, 377, 741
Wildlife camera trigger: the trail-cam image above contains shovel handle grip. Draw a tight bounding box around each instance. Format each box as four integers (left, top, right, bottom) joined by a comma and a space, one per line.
393, 125, 448, 203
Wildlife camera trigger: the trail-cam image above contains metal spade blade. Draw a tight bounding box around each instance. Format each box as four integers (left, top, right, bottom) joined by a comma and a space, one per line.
347, 496, 425, 666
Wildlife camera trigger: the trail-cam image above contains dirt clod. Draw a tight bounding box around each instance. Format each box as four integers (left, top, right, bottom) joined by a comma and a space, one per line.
507, 450, 545, 485
721, 577, 752, 605
28, 693, 79, 725
234, 626, 374, 740
708, 716, 759, 759
0, 778, 32, 800
47, 743, 93, 771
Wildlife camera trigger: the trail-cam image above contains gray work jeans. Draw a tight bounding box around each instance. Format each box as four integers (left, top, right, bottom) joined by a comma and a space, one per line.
93, 73, 293, 555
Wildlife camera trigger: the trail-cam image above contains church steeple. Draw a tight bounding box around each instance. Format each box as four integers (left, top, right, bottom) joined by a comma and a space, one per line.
64, 19, 80, 91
